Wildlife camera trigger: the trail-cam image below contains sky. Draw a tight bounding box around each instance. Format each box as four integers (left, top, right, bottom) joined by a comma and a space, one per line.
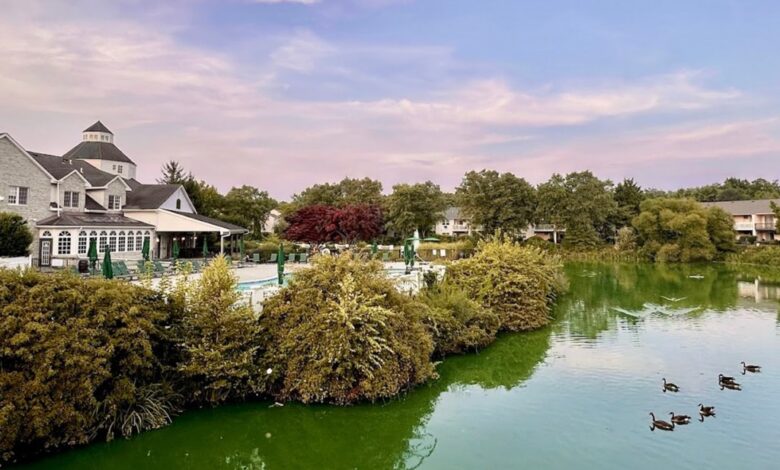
2, 0, 780, 199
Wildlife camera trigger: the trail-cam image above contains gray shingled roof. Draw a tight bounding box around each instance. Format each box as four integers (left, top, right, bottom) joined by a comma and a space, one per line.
28, 152, 117, 186
85, 194, 107, 211
169, 210, 248, 233
63, 141, 135, 164
84, 121, 113, 134
701, 199, 780, 215
37, 213, 153, 228
124, 184, 180, 209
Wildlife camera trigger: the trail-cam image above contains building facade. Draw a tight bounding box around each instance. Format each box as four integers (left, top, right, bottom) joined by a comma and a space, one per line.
1, 122, 247, 267
433, 207, 564, 242
701, 199, 779, 242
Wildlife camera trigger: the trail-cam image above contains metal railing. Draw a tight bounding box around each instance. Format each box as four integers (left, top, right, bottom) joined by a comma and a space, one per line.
755, 222, 776, 231
734, 222, 754, 231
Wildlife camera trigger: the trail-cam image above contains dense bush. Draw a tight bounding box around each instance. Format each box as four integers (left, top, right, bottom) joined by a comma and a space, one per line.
418, 283, 500, 356
417, 240, 475, 261
0, 270, 176, 465
260, 253, 436, 404
632, 198, 736, 262
0, 212, 33, 257
726, 246, 780, 266
176, 256, 264, 405
447, 235, 566, 332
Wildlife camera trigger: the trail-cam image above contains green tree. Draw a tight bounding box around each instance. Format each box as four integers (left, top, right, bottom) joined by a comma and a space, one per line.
290, 177, 383, 211
455, 170, 537, 235
385, 181, 446, 237
157, 160, 189, 184
0, 212, 33, 256
177, 256, 263, 405
613, 178, 645, 228
189, 180, 224, 217
221, 186, 277, 239
632, 198, 735, 262
536, 171, 617, 247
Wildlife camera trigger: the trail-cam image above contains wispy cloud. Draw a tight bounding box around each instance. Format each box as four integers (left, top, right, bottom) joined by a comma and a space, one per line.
0, 0, 773, 198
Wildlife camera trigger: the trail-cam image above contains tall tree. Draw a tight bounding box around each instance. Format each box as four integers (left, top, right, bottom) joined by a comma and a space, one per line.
455, 170, 537, 235
385, 182, 446, 237
157, 160, 189, 184
613, 178, 645, 228
290, 177, 383, 211
221, 186, 277, 239
0, 212, 33, 256
536, 171, 617, 247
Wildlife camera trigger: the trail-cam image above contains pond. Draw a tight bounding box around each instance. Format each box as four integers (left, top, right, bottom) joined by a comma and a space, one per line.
18, 263, 780, 469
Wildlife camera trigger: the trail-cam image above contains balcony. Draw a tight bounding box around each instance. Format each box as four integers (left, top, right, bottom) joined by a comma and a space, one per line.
534, 224, 559, 232
755, 222, 776, 231
734, 222, 754, 231
452, 224, 470, 232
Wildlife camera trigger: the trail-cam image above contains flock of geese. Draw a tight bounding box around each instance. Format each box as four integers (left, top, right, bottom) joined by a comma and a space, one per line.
649, 362, 762, 431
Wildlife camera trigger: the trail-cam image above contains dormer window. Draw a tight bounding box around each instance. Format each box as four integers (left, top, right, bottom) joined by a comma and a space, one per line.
108, 195, 121, 210
176, 198, 181, 209
117, 165, 123, 174
63, 191, 79, 208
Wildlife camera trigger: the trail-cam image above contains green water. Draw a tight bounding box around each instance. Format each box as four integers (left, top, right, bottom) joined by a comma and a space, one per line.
18, 263, 780, 469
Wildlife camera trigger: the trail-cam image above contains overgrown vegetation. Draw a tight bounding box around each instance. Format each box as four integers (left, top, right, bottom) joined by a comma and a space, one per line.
726, 245, 780, 267
632, 198, 736, 262
260, 254, 436, 404
447, 235, 567, 331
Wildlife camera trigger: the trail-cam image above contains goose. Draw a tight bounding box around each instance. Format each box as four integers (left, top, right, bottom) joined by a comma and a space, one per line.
720, 381, 742, 391
662, 378, 679, 393
669, 412, 691, 425
741, 362, 761, 373
718, 374, 737, 385
698, 404, 716, 416
649, 413, 675, 431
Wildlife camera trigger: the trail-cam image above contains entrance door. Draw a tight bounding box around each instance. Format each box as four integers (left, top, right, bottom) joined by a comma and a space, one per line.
39, 238, 52, 267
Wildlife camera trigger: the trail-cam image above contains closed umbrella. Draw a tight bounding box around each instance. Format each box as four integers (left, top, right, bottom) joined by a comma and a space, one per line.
277, 244, 285, 285
87, 238, 98, 274
172, 238, 180, 260
102, 247, 113, 279
371, 240, 378, 255
202, 237, 209, 259
239, 238, 245, 260
141, 237, 150, 261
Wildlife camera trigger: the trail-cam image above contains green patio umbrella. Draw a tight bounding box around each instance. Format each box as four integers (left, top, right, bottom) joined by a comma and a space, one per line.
87, 238, 98, 274
371, 240, 378, 255
102, 247, 113, 279
202, 237, 209, 259
277, 244, 285, 285
141, 237, 150, 261
172, 239, 180, 260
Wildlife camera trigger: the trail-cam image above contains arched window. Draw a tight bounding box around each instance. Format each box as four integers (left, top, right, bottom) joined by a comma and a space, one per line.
135, 231, 143, 251
42, 230, 52, 238
118, 231, 126, 252
109, 231, 117, 252
57, 231, 72, 255
176, 198, 181, 210
99, 231, 108, 252
78, 231, 88, 255
89, 231, 98, 251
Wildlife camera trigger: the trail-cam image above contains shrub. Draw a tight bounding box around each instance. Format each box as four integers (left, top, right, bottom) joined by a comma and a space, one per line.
447, 235, 566, 332
260, 253, 435, 404
726, 246, 780, 266
0, 270, 176, 464
176, 256, 263, 405
0, 212, 33, 257
418, 283, 500, 356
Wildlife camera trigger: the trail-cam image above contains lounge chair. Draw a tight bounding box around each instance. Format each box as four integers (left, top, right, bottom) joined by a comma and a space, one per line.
252, 253, 261, 263
382, 252, 390, 262
190, 260, 202, 272
299, 253, 308, 263
287, 253, 296, 263
268, 253, 278, 263
153, 260, 168, 274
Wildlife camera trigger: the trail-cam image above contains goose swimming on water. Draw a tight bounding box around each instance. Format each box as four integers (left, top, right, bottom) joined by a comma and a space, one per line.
718, 374, 737, 385
741, 362, 761, 374
662, 378, 679, 392
649, 413, 675, 431
669, 412, 691, 425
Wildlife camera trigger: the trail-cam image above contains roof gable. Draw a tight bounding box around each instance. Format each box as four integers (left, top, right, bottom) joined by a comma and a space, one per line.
84, 121, 113, 134
0, 134, 57, 181
63, 141, 135, 164
124, 184, 181, 209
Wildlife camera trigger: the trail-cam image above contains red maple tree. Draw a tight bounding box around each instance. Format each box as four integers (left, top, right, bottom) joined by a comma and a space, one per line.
284, 204, 383, 244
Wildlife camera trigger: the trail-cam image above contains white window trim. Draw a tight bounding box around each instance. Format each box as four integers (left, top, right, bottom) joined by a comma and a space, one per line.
8, 186, 29, 206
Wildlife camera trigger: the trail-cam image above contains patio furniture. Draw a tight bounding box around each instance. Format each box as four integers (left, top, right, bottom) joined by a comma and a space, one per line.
287, 253, 296, 263
299, 253, 308, 263
253, 253, 261, 263
382, 252, 390, 262
268, 253, 278, 263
